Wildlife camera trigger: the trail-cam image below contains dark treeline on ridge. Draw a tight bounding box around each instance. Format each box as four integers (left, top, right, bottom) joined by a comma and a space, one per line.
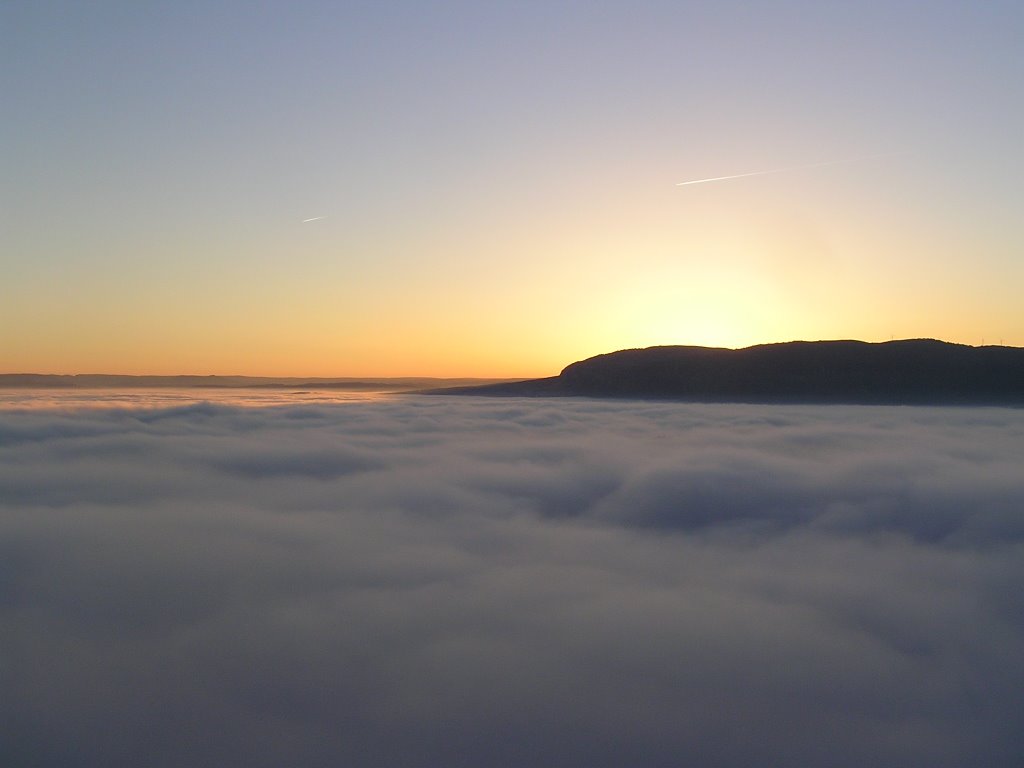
433, 339, 1024, 405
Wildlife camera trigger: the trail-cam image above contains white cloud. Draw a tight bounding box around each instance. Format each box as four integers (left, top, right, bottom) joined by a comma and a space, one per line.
2, 398, 1023, 766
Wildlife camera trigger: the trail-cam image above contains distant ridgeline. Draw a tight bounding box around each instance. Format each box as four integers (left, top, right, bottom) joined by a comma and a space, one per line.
0, 375, 511, 391
431, 340, 1024, 405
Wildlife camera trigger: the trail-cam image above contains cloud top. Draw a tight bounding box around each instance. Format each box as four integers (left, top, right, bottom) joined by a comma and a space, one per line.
2, 397, 1023, 767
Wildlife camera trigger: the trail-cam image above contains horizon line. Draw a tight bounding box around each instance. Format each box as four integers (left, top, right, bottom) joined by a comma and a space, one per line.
2, 338, 1017, 381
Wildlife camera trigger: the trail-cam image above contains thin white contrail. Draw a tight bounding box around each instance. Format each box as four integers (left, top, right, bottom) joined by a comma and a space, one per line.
302, 216, 327, 223
676, 153, 899, 187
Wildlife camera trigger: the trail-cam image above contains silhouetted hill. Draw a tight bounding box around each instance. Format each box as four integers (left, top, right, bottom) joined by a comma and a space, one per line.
429, 340, 1024, 405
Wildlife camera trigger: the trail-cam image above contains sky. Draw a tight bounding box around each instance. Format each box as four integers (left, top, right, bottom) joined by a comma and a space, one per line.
4, 1, 1023, 376
3, 398, 1024, 766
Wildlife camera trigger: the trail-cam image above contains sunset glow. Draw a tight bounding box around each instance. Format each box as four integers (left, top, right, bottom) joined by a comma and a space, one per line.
4, 5, 1024, 765
4, 3, 1022, 376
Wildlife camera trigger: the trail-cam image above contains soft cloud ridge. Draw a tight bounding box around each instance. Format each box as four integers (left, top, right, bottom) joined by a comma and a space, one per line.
2, 397, 1023, 767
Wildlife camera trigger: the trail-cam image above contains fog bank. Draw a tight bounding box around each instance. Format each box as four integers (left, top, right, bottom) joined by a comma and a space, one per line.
2, 398, 1023, 767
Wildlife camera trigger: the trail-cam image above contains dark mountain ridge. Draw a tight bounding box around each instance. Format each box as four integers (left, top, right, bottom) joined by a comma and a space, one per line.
429, 339, 1024, 405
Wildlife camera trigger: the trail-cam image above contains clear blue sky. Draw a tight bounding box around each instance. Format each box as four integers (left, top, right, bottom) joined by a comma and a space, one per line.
4, 1, 1022, 374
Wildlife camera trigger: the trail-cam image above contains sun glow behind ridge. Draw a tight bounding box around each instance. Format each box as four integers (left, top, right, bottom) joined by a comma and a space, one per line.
3, 3, 1022, 376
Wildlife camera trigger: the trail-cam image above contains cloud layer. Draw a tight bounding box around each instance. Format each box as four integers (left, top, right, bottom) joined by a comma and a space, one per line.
2, 397, 1023, 767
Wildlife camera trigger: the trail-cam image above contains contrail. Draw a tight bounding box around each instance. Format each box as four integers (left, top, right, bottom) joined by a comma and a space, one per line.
676, 153, 899, 187
302, 216, 327, 223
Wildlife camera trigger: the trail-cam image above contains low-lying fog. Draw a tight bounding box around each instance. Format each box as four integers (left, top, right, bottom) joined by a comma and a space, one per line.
3, 396, 1022, 767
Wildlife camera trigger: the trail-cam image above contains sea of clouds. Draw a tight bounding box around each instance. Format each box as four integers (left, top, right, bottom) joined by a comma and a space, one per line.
2, 395, 1023, 767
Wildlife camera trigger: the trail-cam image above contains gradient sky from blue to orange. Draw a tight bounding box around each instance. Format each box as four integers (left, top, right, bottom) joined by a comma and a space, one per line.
3, 1, 1023, 376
